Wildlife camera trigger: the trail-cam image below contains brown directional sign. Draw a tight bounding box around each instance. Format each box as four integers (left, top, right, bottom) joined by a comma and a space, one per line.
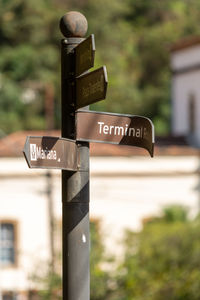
76, 111, 155, 157
76, 66, 108, 109
23, 136, 78, 170
75, 34, 95, 77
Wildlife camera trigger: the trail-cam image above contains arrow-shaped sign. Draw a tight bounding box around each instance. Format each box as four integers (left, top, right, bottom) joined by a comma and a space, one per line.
76, 111, 155, 157
75, 34, 95, 77
76, 66, 108, 109
23, 136, 78, 171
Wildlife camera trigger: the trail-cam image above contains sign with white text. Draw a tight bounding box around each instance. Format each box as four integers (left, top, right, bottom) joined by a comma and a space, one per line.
76, 111, 154, 156
23, 136, 78, 170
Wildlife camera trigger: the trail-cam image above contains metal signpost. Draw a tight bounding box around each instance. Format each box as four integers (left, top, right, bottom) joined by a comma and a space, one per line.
59, 12, 90, 300
23, 10, 155, 300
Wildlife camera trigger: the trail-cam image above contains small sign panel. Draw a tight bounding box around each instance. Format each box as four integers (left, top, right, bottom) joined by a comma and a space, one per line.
75, 34, 95, 77
76, 111, 155, 157
76, 66, 108, 109
23, 136, 78, 170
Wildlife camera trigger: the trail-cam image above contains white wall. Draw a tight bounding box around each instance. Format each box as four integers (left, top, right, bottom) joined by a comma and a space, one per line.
0, 155, 200, 294
171, 45, 200, 70
90, 156, 199, 252
0, 168, 52, 293
171, 45, 200, 146
171, 72, 200, 140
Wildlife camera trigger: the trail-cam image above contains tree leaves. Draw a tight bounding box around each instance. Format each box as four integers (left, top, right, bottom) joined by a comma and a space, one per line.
1, 0, 200, 134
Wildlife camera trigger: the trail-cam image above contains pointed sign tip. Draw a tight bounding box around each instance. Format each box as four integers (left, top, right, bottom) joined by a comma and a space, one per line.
23, 136, 78, 171
149, 143, 154, 157
23, 137, 31, 168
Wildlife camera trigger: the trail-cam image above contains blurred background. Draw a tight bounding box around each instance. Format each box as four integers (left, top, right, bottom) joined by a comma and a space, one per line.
1, 0, 200, 299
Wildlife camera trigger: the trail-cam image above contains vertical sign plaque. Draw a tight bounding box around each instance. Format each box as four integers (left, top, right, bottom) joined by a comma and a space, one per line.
75, 34, 95, 77
76, 66, 108, 109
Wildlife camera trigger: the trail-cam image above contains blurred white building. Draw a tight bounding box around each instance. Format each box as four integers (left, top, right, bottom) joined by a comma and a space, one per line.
0, 131, 200, 299
171, 36, 200, 147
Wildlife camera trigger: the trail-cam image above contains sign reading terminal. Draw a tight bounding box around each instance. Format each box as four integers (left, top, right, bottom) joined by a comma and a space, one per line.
76, 111, 154, 157
97, 121, 147, 138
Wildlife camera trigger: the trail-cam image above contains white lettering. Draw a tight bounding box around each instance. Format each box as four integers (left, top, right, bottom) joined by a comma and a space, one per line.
97, 122, 146, 139
33, 146, 57, 160
30, 144, 37, 161
125, 124, 129, 136
98, 122, 104, 134
41, 149, 45, 159
36, 147, 41, 159
128, 128, 135, 136
109, 125, 114, 135
136, 128, 141, 138
114, 126, 124, 136
103, 125, 109, 134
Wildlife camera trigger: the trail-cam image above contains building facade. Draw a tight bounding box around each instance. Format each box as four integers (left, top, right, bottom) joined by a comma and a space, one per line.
0, 150, 200, 299
171, 36, 200, 147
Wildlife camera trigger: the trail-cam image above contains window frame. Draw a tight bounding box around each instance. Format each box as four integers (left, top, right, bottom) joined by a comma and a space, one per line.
2, 291, 17, 300
0, 220, 18, 268
188, 93, 196, 135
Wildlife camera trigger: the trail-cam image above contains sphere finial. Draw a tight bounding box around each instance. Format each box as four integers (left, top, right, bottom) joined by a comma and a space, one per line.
60, 11, 88, 38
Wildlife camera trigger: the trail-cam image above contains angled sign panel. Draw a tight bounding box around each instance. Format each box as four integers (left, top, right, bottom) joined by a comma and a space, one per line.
76, 111, 155, 157
76, 66, 108, 109
23, 136, 78, 171
75, 34, 95, 77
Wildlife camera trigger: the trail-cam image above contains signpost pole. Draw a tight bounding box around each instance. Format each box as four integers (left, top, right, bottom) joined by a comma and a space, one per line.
60, 12, 90, 300
23, 9, 154, 300
23, 10, 154, 300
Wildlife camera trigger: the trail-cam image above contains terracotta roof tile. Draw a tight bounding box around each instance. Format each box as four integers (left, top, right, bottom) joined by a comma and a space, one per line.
0, 130, 60, 157
0, 131, 198, 158
170, 36, 200, 52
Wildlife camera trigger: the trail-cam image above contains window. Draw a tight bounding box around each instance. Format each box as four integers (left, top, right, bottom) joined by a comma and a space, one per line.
28, 290, 40, 300
2, 292, 17, 300
0, 222, 17, 267
188, 94, 196, 134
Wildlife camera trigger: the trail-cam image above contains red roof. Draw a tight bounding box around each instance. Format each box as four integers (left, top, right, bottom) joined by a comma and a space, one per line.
0, 130, 60, 158
0, 130, 198, 158
171, 36, 200, 52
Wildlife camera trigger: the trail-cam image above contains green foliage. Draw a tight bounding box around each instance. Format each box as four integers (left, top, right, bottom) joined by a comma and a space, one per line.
116, 205, 200, 300
32, 220, 112, 300
37, 271, 62, 300
162, 205, 188, 223
2, 0, 200, 134
85, 0, 200, 135
0, 0, 63, 133
90, 221, 112, 300
31, 206, 200, 300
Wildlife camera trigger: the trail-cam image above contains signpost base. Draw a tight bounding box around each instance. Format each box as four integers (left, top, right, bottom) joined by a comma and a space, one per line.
62, 201, 89, 299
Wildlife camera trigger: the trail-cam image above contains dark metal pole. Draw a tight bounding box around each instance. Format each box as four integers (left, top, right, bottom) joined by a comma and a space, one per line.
59, 12, 90, 300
